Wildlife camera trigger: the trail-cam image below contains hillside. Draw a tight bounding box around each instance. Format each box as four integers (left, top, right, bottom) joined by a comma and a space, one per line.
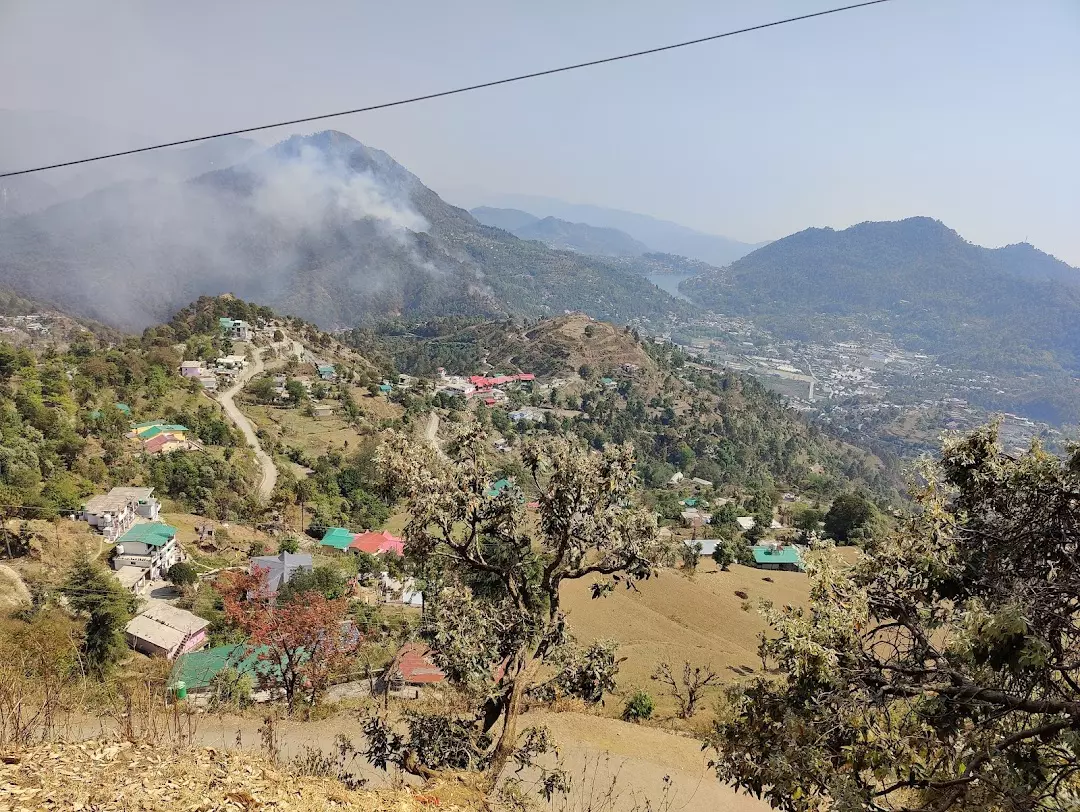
471, 206, 650, 257
681, 217, 1080, 376
0, 131, 689, 331
465, 192, 763, 266
359, 314, 899, 499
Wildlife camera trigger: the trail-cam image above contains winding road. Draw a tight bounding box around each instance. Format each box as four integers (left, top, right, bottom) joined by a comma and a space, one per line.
218, 347, 278, 500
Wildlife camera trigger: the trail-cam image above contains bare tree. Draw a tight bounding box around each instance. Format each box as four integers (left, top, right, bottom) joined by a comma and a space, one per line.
652, 661, 720, 719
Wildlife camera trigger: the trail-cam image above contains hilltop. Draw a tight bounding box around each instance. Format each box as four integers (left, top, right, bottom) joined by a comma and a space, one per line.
681, 217, 1080, 378
0, 131, 690, 331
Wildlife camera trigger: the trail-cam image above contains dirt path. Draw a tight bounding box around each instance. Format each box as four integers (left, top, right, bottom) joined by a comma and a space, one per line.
218, 347, 278, 500
424, 412, 447, 460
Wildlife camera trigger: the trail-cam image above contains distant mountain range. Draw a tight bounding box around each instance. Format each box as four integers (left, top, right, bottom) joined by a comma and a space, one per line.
470, 207, 650, 257
461, 192, 764, 267
682, 217, 1080, 377
0, 130, 690, 330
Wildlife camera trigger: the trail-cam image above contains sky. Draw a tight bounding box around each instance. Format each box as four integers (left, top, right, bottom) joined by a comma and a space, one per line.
2, 0, 1079, 264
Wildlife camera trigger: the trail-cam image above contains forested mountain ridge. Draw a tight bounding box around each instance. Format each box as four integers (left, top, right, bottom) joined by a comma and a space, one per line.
470, 207, 650, 257
681, 217, 1080, 375
0, 131, 689, 331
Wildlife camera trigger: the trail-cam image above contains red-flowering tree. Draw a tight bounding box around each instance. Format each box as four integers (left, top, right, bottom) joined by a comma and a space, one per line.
218, 566, 357, 711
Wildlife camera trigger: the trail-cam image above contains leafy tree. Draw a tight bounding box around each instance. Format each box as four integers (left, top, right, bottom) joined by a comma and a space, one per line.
369, 426, 672, 784
285, 379, 308, 404
652, 660, 720, 719
823, 491, 875, 542
680, 540, 702, 574
711, 539, 737, 571
165, 562, 199, 589
219, 567, 356, 711
710, 425, 1080, 810
277, 564, 348, 602
278, 536, 300, 554
61, 554, 136, 676
792, 505, 825, 532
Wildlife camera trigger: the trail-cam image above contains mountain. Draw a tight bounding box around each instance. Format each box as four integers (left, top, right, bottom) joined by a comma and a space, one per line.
469, 206, 539, 232
462, 192, 763, 267
681, 217, 1080, 376
471, 207, 650, 257
0, 110, 261, 215
0, 131, 690, 331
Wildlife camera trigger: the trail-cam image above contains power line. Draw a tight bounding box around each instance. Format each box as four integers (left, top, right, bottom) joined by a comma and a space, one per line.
0, 0, 896, 179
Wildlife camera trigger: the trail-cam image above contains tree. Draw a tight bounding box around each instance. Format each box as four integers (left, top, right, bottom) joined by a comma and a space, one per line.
219, 567, 356, 711
369, 426, 672, 785
277, 564, 348, 602
165, 562, 199, 590
285, 379, 308, 404
622, 690, 655, 722
652, 660, 719, 719
680, 540, 702, 574
711, 539, 737, 571
792, 505, 825, 532
709, 424, 1080, 810
61, 554, 136, 676
278, 536, 300, 554
823, 491, 875, 543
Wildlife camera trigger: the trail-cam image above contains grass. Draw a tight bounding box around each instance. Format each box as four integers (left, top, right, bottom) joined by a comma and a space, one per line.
560, 557, 813, 722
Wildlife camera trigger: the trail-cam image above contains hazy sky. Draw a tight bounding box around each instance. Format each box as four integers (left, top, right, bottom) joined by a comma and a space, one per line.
2, 0, 1078, 263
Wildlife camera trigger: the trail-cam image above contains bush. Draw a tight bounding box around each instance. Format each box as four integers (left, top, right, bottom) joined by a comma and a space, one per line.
622, 689, 655, 722
208, 666, 254, 709
279, 536, 300, 554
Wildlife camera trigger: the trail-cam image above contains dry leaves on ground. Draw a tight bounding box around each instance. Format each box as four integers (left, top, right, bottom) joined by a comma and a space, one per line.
0, 739, 463, 812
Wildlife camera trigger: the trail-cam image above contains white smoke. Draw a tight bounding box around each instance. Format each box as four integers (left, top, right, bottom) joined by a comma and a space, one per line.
251, 145, 427, 239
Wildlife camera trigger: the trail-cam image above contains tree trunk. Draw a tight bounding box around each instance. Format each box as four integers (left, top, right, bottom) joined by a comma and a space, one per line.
485, 657, 529, 785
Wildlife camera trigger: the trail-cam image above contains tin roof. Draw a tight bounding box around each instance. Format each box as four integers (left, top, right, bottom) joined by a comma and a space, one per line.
118, 522, 177, 547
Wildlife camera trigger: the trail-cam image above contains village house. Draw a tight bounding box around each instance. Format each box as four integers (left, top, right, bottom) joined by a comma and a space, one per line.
349, 530, 405, 557
215, 354, 247, 370
751, 542, 805, 572
317, 364, 336, 381
198, 375, 218, 392
81, 487, 161, 541
735, 516, 757, 531
112, 522, 181, 580
384, 642, 445, 697
179, 360, 204, 378
508, 408, 543, 423
249, 551, 313, 592
218, 317, 251, 342
380, 573, 423, 607
311, 403, 334, 418
668, 471, 685, 487
125, 604, 209, 659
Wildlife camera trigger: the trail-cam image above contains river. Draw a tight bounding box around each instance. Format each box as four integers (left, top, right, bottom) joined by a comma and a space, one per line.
646, 272, 696, 303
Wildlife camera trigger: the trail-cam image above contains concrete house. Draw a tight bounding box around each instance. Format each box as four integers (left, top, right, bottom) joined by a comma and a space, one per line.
82, 487, 161, 541
125, 604, 209, 659
218, 317, 251, 342
735, 516, 757, 531
312, 404, 334, 418
249, 551, 313, 592
112, 522, 180, 580
179, 361, 203, 378
751, 543, 805, 572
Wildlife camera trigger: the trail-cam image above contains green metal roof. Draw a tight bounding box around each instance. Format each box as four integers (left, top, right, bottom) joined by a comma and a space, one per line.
172, 644, 280, 691
115, 403, 132, 415
751, 545, 804, 567
219, 317, 234, 328
138, 426, 167, 440
132, 421, 162, 429
89, 410, 102, 420
157, 424, 189, 432
485, 479, 512, 498
378, 383, 392, 392
119, 522, 177, 547
320, 527, 355, 550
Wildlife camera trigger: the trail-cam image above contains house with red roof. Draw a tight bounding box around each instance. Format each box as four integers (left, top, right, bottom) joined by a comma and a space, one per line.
392, 642, 445, 687
349, 530, 405, 557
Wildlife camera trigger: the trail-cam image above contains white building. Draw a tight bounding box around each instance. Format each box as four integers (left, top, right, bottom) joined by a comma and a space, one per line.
736, 516, 756, 531
81, 487, 161, 542
112, 522, 181, 580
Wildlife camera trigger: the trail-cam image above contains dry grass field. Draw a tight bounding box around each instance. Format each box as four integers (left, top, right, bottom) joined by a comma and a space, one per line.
561, 557, 814, 720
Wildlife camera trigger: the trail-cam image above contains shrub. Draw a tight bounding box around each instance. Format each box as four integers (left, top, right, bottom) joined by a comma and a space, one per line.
165, 562, 199, 588
622, 690, 655, 722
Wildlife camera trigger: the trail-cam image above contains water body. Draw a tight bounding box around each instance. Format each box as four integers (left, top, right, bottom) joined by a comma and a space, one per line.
646, 272, 696, 303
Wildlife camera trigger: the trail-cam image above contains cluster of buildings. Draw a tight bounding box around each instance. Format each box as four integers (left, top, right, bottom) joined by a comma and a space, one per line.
433, 368, 536, 402
319, 527, 405, 557
179, 355, 249, 392
128, 421, 199, 455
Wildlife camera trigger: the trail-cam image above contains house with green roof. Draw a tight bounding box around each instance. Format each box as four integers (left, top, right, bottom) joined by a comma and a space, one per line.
485, 478, 512, 498
171, 643, 282, 695
751, 543, 804, 572
113, 522, 180, 580
320, 526, 356, 551
115, 402, 132, 415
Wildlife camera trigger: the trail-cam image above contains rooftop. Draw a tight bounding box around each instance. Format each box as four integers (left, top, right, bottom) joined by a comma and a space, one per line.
751, 544, 804, 567
172, 643, 279, 691
395, 643, 446, 685
126, 614, 186, 652
320, 526, 355, 550
118, 522, 177, 547
140, 604, 210, 636
349, 530, 405, 557
83, 487, 155, 515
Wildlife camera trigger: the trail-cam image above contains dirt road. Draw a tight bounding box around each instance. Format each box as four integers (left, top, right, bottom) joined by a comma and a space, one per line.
424, 411, 448, 460
218, 348, 278, 500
